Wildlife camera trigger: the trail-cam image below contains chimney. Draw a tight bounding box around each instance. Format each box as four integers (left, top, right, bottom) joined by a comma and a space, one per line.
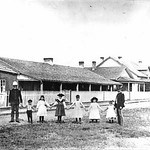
118, 56, 122, 59
100, 57, 104, 61
138, 60, 142, 63
43, 58, 53, 65
92, 61, 96, 70
79, 61, 84, 68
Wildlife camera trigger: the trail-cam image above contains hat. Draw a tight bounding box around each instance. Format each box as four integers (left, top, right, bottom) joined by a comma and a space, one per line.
91, 97, 98, 102
57, 93, 64, 97
13, 81, 18, 86
28, 99, 32, 103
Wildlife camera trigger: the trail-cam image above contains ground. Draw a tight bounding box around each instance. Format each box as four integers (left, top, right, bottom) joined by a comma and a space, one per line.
0, 102, 150, 150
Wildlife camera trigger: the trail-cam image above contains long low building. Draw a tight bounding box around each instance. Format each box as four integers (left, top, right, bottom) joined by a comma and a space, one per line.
0, 57, 121, 93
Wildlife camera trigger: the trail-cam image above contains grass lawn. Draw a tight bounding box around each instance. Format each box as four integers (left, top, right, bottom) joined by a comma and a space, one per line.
0, 107, 150, 150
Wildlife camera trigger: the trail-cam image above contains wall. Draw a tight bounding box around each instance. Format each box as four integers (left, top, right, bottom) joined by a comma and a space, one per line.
0, 72, 17, 91
1, 90, 150, 107
21, 91, 150, 105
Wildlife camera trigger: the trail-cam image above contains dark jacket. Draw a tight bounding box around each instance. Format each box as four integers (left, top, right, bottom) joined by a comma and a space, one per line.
9, 89, 22, 104
115, 92, 125, 108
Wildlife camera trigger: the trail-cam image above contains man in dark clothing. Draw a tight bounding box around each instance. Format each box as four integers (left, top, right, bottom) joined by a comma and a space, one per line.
115, 89, 125, 125
9, 81, 23, 123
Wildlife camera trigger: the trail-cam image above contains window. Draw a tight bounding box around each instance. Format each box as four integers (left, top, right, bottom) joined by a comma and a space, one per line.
0, 79, 6, 93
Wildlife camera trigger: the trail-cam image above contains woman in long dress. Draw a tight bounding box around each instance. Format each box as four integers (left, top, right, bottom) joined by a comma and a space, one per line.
88, 97, 103, 123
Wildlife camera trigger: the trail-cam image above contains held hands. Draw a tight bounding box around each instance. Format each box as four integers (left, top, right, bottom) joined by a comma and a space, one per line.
19, 103, 23, 108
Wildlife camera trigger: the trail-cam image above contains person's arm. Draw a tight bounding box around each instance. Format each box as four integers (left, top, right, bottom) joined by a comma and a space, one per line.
97, 104, 103, 111
50, 101, 57, 107
80, 102, 86, 109
63, 101, 67, 108
19, 90, 23, 103
88, 104, 92, 111
45, 101, 50, 107
36, 102, 40, 110
103, 107, 108, 112
68, 102, 75, 109
121, 94, 125, 108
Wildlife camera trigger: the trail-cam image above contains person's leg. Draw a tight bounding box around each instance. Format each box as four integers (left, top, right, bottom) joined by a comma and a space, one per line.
15, 105, 20, 122
39, 116, 42, 122
42, 116, 44, 123
10, 104, 15, 122
28, 110, 32, 123
117, 108, 123, 125
30, 112, 33, 123
27, 111, 30, 122
59, 116, 62, 122
79, 118, 81, 124
76, 118, 78, 122
56, 116, 60, 123
119, 109, 123, 125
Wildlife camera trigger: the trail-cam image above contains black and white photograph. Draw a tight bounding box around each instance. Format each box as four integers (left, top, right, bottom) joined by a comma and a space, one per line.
0, 0, 150, 149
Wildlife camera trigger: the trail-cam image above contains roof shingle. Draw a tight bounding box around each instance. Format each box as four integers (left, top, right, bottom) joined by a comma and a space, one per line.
0, 57, 120, 85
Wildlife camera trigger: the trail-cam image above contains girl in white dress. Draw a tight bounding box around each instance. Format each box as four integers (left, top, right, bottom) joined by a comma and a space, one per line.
88, 97, 103, 123
104, 100, 116, 123
68, 95, 86, 124
36, 95, 50, 123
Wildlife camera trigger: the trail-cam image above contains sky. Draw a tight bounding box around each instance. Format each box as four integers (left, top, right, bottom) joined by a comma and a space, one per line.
0, 0, 150, 67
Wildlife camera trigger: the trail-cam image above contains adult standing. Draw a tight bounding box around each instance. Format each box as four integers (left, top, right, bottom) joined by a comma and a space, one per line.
9, 81, 23, 123
114, 89, 125, 125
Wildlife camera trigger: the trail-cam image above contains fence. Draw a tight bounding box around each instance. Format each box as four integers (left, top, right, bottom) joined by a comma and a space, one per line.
0, 91, 150, 107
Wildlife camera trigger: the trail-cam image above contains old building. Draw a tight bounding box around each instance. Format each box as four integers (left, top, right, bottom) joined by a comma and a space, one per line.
0, 57, 120, 106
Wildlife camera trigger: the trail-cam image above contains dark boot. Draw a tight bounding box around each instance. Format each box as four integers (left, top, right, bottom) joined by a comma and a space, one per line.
79, 118, 82, 124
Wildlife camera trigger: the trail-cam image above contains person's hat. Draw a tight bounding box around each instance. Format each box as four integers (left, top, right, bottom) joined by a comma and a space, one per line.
91, 97, 98, 102
13, 81, 18, 86
57, 93, 64, 97
28, 99, 32, 103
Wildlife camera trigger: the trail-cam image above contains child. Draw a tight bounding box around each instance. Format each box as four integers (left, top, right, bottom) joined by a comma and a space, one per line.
88, 97, 103, 123
36, 95, 50, 123
51, 93, 66, 123
26, 99, 34, 123
104, 100, 116, 123
68, 95, 86, 124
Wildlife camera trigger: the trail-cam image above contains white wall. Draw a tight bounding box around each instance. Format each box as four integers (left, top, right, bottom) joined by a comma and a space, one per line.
1, 91, 150, 107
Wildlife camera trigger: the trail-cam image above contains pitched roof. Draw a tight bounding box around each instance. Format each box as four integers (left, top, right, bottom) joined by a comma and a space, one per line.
97, 56, 147, 78
90, 67, 126, 80
0, 57, 120, 85
0, 59, 17, 74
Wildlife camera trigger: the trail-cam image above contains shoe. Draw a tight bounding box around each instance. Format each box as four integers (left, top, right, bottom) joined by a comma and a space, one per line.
42, 121, 47, 123
16, 120, 20, 123
60, 121, 65, 123
72, 121, 77, 123
9, 120, 14, 123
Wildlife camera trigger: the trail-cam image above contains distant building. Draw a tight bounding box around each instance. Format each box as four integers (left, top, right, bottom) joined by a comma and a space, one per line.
87, 56, 150, 92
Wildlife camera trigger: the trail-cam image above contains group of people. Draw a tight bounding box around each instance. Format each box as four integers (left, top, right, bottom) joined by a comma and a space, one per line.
8, 81, 125, 126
